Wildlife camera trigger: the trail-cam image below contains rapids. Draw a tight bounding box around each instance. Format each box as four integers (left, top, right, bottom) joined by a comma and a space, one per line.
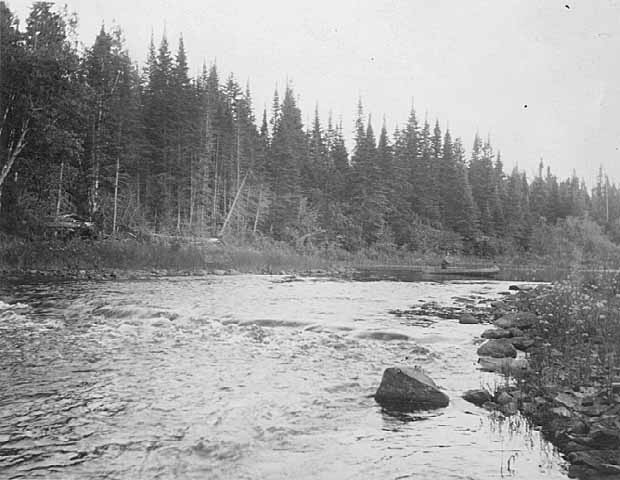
0, 275, 568, 479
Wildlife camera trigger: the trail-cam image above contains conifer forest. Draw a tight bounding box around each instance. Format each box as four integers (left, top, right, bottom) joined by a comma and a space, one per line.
2, 2, 620, 258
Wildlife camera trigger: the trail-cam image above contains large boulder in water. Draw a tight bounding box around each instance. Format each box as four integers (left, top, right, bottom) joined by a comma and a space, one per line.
375, 367, 449, 411
477, 339, 517, 358
494, 312, 537, 330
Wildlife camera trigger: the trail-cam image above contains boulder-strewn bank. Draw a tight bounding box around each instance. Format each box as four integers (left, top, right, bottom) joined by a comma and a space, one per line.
468, 278, 620, 479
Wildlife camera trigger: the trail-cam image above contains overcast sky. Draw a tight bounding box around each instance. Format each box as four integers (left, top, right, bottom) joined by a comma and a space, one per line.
8, 0, 620, 185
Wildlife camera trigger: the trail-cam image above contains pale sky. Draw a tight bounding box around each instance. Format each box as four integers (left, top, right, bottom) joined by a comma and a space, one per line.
7, 0, 620, 185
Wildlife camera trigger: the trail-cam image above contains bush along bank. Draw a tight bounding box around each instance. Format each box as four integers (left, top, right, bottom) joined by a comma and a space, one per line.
465, 278, 620, 479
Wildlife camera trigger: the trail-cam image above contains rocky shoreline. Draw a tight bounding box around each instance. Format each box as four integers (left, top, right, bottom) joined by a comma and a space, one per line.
463, 285, 620, 479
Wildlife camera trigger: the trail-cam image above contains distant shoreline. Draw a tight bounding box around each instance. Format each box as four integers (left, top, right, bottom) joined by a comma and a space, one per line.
0, 235, 615, 284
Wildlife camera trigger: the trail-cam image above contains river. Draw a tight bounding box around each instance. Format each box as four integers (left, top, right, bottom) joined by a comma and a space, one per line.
0, 275, 569, 479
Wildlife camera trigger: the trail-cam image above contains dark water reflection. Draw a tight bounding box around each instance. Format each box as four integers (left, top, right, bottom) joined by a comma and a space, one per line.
0, 276, 568, 479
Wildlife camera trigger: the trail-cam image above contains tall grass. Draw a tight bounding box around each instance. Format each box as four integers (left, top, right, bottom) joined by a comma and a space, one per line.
0, 237, 209, 271
515, 271, 620, 400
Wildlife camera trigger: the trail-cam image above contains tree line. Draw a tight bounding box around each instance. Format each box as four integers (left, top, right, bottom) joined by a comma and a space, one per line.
2, 2, 619, 255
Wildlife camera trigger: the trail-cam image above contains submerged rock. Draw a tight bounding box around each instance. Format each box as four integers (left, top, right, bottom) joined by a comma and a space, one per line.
459, 313, 480, 324
375, 367, 449, 411
462, 389, 493, 407
477, 339, 517, 358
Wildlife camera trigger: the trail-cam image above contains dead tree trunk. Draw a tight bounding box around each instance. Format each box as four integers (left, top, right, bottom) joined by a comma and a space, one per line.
112, 155, 120, 234
253, 186, 263, 234
219, 172, 248, 237
56, 159, 64, 218
0, 119, 28, 189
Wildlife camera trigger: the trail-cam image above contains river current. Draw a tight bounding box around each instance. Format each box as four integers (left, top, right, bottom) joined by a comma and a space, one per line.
0, 275, 569, 479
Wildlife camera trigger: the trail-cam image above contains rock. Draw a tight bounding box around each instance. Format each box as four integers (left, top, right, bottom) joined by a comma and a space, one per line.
521, 401, 536, 415
510, 336, 535, 351
375, 367, 449, 411
587, 425, 620, 449
482, 401, 499, 411
567, 451, 620, 474
459, 313, 479, 324
496, 391, 513, 405
508, 327, 525, 337
494, 312, 537, 330
563, 441, 591, 453
212, 269, 227, 275
462, 389, 493, 407
508, 285, 521, 291
490, 300, 505, 308
478, 356, 513, 373
501, 401, 519, 416
555, 392, 580, 409
567, 419, 589, 436
580, 404, 607, 417
481, 328, 511, 339
551, 406, 573, 418
478, 357, 529, 374
477, 339, 517, 358
534, 396, 548, 407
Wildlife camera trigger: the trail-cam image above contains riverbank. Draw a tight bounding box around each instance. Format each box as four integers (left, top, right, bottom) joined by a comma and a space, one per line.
0, 234, 609, 283
472, 275, 620, 479
0, 236, 340, 281
0, 235, 509, 282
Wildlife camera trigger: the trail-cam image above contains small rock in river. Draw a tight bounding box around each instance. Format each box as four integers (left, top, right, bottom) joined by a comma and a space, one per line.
477, 339, 517, 358
459, 313, 480, 324
463, 389, 493, 407
375, 366, 449, 411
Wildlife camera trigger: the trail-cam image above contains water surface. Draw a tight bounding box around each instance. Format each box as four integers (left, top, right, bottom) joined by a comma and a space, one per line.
0, 275, 568, 479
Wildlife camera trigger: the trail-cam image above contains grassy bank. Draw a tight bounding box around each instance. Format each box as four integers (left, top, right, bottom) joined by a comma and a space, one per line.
0, 231, 617, 282
518, 272, 620, 398
0, 234, 456, 277
485, 275, 620, 478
